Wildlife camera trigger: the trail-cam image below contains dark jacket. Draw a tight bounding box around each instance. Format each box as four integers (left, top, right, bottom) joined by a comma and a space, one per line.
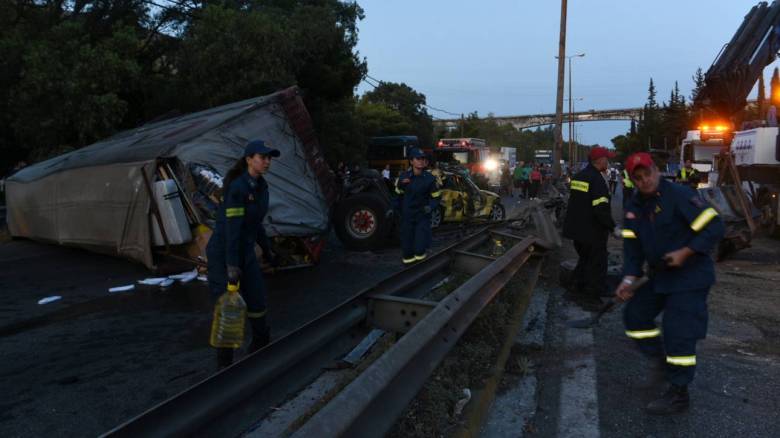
394, 170, 441, 221
211, 172, 271, 267
563, 164, 615, 243
622, 178, 725, 293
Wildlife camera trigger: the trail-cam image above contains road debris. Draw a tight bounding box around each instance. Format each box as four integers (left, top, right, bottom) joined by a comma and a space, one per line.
169, 269, 198, 283
137, 277, 169, 286
37, 295, 62, 305
453, 388, 472, 416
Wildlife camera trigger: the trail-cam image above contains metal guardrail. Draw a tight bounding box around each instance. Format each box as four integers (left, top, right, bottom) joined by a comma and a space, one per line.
291, 237, 539, 437
102, 227, 507, 437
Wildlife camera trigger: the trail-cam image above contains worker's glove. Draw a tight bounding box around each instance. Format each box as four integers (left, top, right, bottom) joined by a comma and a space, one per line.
423, 205, 432, 214
612, 226, 622, 239
227, 265, 241, 284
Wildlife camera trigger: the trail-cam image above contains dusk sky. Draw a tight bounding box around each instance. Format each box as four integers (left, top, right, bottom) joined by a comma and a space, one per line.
355, 0, 780, 148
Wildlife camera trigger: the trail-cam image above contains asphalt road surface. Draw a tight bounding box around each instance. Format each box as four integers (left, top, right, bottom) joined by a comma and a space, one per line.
0, 195, 525, 437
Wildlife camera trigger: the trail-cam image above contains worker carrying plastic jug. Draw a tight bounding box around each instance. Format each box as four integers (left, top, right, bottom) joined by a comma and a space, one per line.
207, 139, 280, 368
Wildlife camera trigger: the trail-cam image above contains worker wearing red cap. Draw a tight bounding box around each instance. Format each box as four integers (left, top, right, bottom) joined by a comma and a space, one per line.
615, 152, 724, 415
563, 146, 619, 305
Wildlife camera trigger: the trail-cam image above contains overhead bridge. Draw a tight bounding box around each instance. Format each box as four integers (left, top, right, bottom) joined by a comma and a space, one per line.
433, 107, 642, 130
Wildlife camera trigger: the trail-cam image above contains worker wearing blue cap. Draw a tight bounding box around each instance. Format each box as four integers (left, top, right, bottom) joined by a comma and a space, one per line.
394, 147, 441, 264
207, 139, 280, 368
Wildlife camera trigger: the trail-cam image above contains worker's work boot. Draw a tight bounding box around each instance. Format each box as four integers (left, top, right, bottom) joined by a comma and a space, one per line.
646, 384, 689, 415
216, 348, 234, 370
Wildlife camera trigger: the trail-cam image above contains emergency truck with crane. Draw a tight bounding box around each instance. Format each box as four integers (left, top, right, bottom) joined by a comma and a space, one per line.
681, 0, 780, 255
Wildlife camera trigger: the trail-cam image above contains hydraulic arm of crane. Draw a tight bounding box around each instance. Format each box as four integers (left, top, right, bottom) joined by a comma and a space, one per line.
695, 1, 780, 122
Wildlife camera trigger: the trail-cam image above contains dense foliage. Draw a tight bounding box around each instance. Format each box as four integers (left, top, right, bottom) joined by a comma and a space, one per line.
0, 0, 368, 172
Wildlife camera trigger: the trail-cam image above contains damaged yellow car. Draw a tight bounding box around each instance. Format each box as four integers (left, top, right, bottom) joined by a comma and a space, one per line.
429, 166, 506, 227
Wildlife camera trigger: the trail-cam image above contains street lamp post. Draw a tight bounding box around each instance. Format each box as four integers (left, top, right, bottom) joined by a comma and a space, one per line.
556, 53, 585, 169
565, 96, 584, 166
567, 54, 585, 166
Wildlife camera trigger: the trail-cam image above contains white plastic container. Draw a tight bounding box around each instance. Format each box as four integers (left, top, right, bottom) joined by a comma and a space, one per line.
151, 179, 192, 246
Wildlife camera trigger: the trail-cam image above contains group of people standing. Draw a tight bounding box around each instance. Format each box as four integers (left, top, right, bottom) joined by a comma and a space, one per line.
205, 138, 724, 419
510, 161, 546, 200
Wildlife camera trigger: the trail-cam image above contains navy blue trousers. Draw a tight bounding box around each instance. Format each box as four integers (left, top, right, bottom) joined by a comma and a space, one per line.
623, 282, 709, 386
206, 239, 268, 336
400, 214, 431, 261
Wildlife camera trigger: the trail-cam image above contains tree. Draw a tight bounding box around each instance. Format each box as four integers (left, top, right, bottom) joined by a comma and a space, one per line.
361, 81, 434, 147
0, 0, 368, 171
661, 81, 688, 151
690, 67, 705, 102
636, 78, 663, 150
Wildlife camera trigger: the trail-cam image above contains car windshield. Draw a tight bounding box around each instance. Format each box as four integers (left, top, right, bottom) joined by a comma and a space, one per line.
434, 151, 469, 165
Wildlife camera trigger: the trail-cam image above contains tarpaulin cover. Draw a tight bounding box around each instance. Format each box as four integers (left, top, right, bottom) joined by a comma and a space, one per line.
6, 87, 335, 268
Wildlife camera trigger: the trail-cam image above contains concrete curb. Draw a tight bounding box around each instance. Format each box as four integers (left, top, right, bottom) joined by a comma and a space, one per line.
452, 259, 544, 438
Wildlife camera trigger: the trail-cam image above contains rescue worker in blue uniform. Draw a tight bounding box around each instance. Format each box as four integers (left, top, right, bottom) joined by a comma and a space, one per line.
394, 148, 441, 264
616, 152, 724, 415
207, 139, 280, 368
676, 159, 700, 188
562, 146, 620, 306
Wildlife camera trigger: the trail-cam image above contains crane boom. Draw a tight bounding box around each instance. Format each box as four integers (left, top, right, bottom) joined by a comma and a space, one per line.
694, 1, 780, 123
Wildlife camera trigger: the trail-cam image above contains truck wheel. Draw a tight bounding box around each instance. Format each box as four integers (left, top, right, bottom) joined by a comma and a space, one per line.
430, 206, 443, 228
334, 193, 391, 250
490, 203, 506, 221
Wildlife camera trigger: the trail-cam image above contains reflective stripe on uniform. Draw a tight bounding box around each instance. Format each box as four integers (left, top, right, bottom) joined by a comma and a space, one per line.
680, 168, 688, 181
431, 190, 441, 198
592, 196, 609, 206
395, 186, 404, 195
247, 310, 267, 319
414, 254, 427, 261
666, 355, 696, 366
570, 180, 590, 192
623, 170, 634, 188
225, 207, 245, 218
625, 328, 661, 339
622, 229, 637, 239
690, 207, 718, 231
402, 257, 416, 264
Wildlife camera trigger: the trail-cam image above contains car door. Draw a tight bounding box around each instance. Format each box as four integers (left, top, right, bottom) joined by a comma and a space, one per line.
440, 173, 467, 222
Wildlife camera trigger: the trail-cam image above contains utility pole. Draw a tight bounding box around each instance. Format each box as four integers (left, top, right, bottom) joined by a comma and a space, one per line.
553, 0, 567, 178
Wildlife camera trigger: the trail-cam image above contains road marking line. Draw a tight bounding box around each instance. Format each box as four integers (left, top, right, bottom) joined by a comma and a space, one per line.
557, 305, 600, 438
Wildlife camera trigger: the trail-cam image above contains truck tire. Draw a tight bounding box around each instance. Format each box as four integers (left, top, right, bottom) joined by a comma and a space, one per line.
334, 193, 392, 251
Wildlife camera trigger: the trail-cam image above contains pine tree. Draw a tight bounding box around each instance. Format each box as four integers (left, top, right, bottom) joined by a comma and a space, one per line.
638, 78, 662, 149
691, 67, 705, 102
647, 78, 658, 109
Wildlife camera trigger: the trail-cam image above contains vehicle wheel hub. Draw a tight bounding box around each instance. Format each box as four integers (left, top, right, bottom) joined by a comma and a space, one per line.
350, 209, 376, 236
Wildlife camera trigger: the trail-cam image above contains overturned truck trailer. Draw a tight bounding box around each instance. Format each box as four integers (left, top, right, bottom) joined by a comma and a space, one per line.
5, 87, 337, 269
